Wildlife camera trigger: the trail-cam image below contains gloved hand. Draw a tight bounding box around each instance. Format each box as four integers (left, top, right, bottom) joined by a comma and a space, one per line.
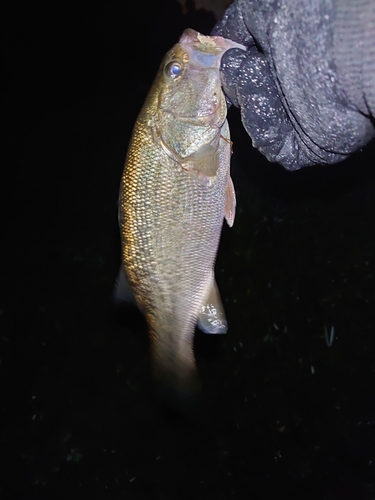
212, 0, 375, 170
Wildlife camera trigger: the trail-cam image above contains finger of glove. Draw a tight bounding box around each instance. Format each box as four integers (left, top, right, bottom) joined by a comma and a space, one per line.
235, 49, 289, 146
235, 49, 314, 169
219, 48, 248, 107
211, 0, 255, 46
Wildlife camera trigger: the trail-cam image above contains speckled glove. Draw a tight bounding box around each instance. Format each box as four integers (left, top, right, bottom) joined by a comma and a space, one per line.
212, 0, 375, 170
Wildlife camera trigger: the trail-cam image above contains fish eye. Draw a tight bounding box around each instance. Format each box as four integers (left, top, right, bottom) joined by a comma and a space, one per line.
165, 61, 182, 79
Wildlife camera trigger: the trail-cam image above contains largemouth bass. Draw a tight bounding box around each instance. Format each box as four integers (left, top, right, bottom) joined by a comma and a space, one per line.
117, 29, 244, 405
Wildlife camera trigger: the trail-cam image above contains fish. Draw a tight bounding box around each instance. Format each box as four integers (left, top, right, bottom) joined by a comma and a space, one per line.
116, 28, 245, 406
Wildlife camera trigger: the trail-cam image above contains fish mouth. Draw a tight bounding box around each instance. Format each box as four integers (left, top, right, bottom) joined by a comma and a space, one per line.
172, 110, 221, 123
161, 102, 225, 124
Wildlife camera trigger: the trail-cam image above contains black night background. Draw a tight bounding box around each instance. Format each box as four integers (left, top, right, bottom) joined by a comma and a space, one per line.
2, 1, 375, 499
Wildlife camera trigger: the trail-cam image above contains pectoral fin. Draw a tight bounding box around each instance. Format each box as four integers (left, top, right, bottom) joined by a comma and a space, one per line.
113, 265, 136, 306
197, 275, 227, 334
225, 176, 236, 227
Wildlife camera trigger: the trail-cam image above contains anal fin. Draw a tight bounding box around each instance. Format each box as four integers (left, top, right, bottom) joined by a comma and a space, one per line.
197, 274, 227, 334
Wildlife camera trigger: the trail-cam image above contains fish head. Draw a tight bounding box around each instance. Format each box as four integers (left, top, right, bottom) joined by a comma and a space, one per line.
153, 29, 245, 161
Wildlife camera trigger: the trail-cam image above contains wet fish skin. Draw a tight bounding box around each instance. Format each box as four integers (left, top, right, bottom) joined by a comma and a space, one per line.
117, 29, 244, 404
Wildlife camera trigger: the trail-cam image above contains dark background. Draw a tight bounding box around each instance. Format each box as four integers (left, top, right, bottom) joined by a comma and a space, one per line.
2, 1, 375, 499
